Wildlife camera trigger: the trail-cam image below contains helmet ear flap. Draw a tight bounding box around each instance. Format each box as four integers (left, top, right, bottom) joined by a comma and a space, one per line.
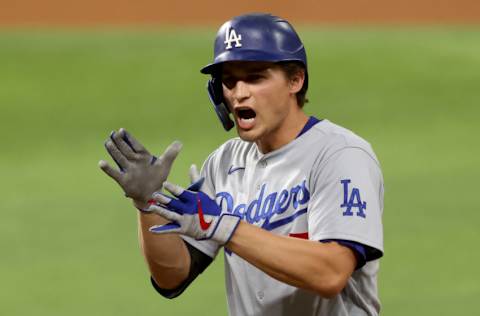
207, 78, 235, 131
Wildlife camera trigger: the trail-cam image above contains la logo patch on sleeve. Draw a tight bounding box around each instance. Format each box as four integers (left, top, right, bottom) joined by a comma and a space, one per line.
340, 179, 367, 218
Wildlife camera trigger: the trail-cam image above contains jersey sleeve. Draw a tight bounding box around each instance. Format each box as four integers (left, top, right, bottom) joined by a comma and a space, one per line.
308, 147, 384, 260
180, 149, 222, 258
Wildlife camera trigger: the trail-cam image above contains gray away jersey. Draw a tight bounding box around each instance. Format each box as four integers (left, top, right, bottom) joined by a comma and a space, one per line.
182, 119, 384, 316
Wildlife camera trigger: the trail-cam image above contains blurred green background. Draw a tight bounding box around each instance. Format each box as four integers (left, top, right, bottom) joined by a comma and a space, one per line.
1, 27, 479, 315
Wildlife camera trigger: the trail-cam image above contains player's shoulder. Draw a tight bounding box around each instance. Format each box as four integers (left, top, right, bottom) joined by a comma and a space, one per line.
212, 137, 251, 155
218, 137, 252, 152
308, 119, 379, 164
311, 119, 371, 147
206, 137, 254, 165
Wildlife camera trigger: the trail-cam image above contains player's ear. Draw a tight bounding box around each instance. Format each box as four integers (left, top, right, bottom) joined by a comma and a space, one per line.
288, 69, 305, 94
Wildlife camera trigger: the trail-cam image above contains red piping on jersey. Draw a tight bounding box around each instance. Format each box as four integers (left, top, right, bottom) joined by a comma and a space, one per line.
289, 232, 309, 239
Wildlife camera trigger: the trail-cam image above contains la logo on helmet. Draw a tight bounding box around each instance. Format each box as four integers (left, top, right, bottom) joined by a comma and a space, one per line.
224, 27, 242, 50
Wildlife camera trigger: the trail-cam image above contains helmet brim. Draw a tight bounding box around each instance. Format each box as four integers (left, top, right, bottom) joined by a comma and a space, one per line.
200, 49, 306, 75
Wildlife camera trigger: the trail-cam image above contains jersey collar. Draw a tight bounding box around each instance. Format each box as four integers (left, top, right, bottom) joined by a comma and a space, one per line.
296, 116, 322, 138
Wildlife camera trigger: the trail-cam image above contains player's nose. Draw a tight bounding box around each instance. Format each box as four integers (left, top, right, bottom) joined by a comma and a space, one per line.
231, 80, 251, 103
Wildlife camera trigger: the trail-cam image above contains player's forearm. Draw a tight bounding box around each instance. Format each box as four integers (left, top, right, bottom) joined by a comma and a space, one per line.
138, 212, 191, 289
226, 221, 356, 298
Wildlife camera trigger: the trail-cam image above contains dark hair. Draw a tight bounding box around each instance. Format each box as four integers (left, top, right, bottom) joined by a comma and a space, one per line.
278, 62, 309, 107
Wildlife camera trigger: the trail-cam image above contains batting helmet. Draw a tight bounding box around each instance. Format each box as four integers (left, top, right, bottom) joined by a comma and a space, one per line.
201, 13, 308, 131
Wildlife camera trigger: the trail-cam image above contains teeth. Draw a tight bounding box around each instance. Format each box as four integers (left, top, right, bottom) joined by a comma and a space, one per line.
240, 118, 254, 122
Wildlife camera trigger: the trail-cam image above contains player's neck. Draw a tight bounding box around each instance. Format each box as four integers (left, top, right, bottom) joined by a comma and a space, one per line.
256, 108, 309, 154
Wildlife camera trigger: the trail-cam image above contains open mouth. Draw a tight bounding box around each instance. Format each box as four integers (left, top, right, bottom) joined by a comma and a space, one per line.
234, 107, 257, 129
236, 108, 256, 120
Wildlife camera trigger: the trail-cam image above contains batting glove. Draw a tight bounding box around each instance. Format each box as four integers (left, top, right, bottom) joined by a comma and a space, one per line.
98, 128, 182, 208
148, 182, 241, 245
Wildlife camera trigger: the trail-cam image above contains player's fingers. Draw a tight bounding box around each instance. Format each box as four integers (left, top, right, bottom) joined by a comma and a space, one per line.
111, 130, 137, 160
163, 182, 185, 198
104, 140, 129, 171
189, 164, 201, 183
148, 204, 182, 221
118, 128, 137, 152
152, 192, 184, 215
149, 222, 182, 235
98, 160, 123, 183
152, 192, 172, 205
120, 129, 148, 154
154, 190, 189, 214
157, 141, 182, 167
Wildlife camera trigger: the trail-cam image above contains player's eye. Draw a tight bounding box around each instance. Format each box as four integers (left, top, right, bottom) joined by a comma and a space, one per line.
222, 73, 264, 89
246, 74, 263, 83
222, 77, 237, 89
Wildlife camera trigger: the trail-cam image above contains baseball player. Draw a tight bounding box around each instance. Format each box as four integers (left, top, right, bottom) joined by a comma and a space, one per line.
100, 13, 384, 316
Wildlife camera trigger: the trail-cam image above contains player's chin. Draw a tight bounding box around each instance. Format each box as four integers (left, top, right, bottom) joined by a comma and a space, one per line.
235, 126, 261, 142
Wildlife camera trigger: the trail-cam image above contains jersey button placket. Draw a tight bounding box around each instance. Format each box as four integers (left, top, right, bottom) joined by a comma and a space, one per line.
256, 290, 264, 301
252, 159, 266, 192
260, 159, 268, 168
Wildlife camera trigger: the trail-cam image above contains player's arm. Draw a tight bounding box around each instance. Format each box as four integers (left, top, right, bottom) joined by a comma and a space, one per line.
148, 186, 353, 297
139, 211, 214, 297
148, 183, 354, 298
138, 211, 191, 289
226, 222, 356, 298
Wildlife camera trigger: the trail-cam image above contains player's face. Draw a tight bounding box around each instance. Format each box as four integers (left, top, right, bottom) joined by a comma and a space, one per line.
221, 61, 306, 152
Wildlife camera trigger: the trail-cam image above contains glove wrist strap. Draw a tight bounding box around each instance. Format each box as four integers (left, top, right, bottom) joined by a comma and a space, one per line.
211, 214, 241, 245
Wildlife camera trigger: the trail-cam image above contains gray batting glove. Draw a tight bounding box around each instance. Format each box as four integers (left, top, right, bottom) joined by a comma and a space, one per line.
99, 128, 182, 208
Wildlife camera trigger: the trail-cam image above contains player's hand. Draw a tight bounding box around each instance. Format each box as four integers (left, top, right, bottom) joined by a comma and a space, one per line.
148, 182, 241, 245
98, 128, 182, 208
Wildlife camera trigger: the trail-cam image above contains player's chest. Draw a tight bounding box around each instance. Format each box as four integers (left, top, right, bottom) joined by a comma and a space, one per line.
214, 153, 316, 234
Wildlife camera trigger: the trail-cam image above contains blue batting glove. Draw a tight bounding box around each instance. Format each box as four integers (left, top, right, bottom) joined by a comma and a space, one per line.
148, 181, 241, 245
186, 177, 204, 192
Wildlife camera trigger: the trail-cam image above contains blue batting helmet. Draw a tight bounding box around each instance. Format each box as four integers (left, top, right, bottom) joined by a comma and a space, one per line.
201, 13, 308, 131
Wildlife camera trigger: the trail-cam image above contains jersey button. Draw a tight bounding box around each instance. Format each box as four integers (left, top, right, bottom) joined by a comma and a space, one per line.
257, 290, 264, 300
